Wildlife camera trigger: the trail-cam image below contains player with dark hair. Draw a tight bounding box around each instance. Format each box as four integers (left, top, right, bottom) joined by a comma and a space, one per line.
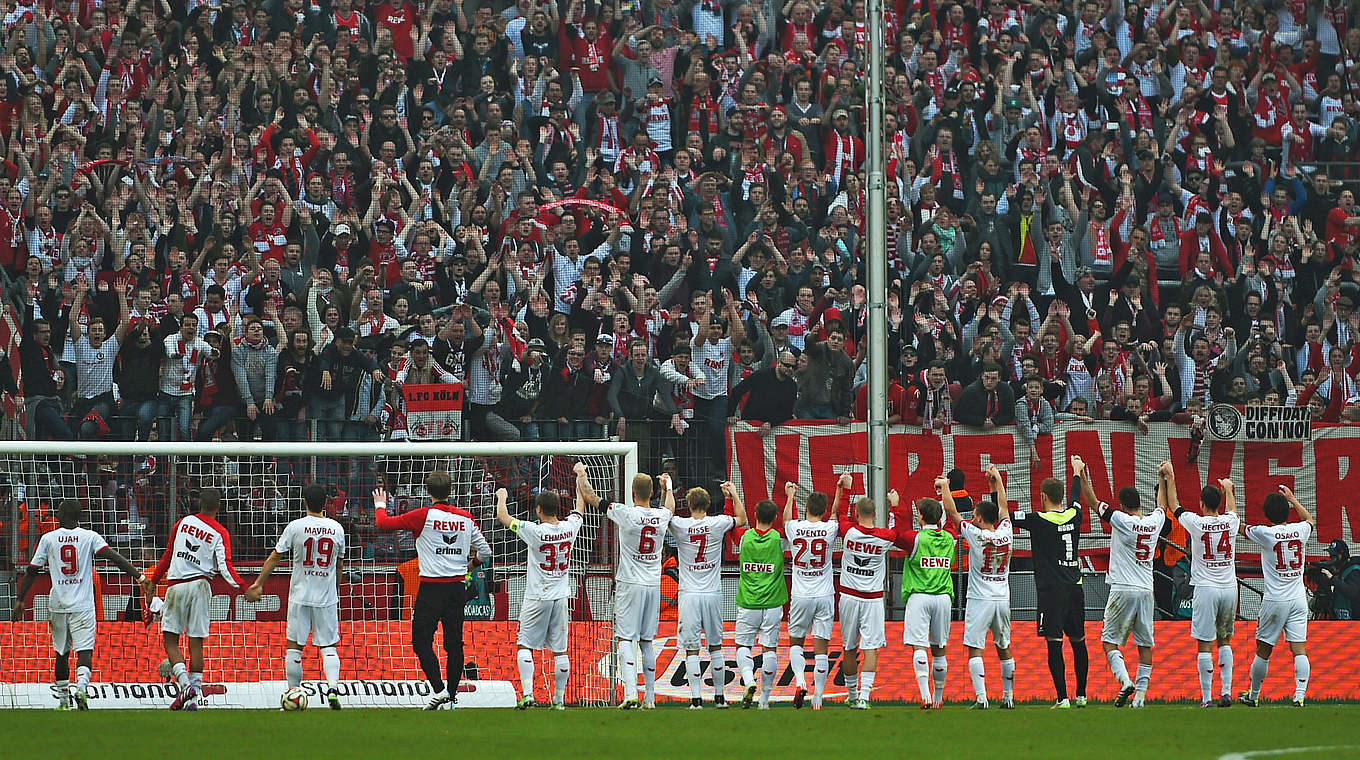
373, 470, 492, 709
12, 500, 153, 709
1241, 485, 1315, 707
1170, 468, 1240, 707
247, 482, 348, 709
941, 464, 1015, 709
496, 463, 588, 710
1013, 457, 1090, 708
782, 482, 837, 709
734, 497, 787, 709
151, 486, 247, 710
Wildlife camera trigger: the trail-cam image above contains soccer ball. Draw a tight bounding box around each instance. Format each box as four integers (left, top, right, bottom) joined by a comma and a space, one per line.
281, 687, 308, 711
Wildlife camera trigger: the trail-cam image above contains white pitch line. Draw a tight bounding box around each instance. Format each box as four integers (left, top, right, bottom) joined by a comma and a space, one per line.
1219, 746, 1360, 760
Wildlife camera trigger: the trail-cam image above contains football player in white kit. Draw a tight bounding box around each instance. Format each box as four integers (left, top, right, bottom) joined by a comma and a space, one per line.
669, 482, 745, 709
495, 463, 588, 710
834, 473, 911, 709
941, 464, 1016, 710
1240, 485, 1315, 707
148, 487, 248, 710
782, 480, 839, 710
246, 483, 348, 709
1090, 464, 1168, 708
583, 469, 674, 709
12, 500, 154, 710
1166, 465, 1240, 708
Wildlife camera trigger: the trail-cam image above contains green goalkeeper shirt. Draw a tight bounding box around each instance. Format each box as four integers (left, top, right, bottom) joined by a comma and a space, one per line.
735, 527, 787, 610
901, 524, 958, 600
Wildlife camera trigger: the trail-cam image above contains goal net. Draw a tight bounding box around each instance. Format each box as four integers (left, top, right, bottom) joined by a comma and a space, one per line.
0, 441, 636, 709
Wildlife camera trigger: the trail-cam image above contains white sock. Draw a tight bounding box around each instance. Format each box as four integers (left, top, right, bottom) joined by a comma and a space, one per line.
759, 650, 776, 707
1249, 655, 1269, 699
75, 665, 91, 695
619, 641, 639, 702
845, 668, 859, 702
1107, 649, 1132, 688
1198, 652, 1214, 702
321, 646, 341, 689
1135, 663, 1152, 695
813, 654, 829, 705
1293, 655, 1310, 701
789, 645, 807, 689
969, 656, 987, 703
1001, 658, 1015, 700
56, 679, 70, 706
172, 662, 189, 689
737, 646, 755, 686
710, 652, 726, 701
639, 641, 657, 703
517, 649, 535, 699
189, 672, 203, 691
859, 670, 875, 701
553, 655, 569, 704
285, 648, 304, 688
686, 654, 702, 699
913, 649, 931, 703
932, 656, 947, 704
1218, 645, 1234, 697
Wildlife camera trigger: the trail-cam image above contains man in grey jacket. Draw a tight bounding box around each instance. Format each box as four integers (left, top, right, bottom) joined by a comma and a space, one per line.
1013, 376, 1055, 467
608, 337, 676, 476
231, 315, 279, 441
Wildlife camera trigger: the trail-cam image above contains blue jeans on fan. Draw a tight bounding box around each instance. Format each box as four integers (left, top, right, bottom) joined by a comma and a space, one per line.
120, 398, 158, 442
157, 392, 194, 441
195, 403, 237, 441
690, 395, 729, 480
310, 395, 347, 442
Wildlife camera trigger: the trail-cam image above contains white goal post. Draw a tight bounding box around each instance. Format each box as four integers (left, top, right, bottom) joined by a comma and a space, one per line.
1, 439, 638, 710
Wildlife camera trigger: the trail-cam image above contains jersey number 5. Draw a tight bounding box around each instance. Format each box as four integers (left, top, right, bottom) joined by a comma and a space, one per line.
1134, 533, 1153, 562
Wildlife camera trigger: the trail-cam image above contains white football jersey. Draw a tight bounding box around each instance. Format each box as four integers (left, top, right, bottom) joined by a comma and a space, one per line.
606, 502, 671, 586
517, 513, 584, 601
29, 527, 109, 613
1178, 510, 1240, 588
961, 518, 1012, 601
669, 514, 736, 594
784, 519, 839, 598
151, 514, 245, 588
838, 523, 901, 597
1245, 521, 1313, 601
275, 514, 347, 608
1105, 507, 1166, 591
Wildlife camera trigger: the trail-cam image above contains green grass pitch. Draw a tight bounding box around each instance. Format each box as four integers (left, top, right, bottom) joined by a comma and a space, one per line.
8, 704, 1360, 759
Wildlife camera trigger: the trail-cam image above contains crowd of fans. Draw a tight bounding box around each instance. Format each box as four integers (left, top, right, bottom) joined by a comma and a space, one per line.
0, 0, 1357, 487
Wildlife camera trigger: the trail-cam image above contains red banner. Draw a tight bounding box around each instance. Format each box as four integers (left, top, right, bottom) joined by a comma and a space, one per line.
728, 421, 1360, 559
402, 382, 463, 440
2, 620, 1356, 702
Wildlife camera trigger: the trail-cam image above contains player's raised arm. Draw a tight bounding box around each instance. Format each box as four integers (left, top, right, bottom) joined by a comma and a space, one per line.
659, 473, 676, 514
494, 487, 515, 528
722, 481, 747, 527
1278, 484, 1314, 527
782, 481, 797, 524
1218, 478, 1237, 514
936, 475, 960, 524
1158, 461, 1177, 513
986, 464, 1009, 522
1072, 455, 1096, 510
574, 461, 601, 509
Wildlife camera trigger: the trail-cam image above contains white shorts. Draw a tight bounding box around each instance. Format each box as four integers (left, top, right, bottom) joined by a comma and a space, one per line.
162, 579, 212, 639
1101, 588, 1155, 648
677, 592, 724, 650
788, 595, 835, 641
963, 597, 1012, 649
1256, 598, 1308, 645
614, 582, 660, 642
1190, 585, 1237, 642
286, 603, 340, 648
49, 608, 96, 654
518, 597, 569, 652
734, 607, 782, 649
838, 595, 886, 651
904, 593, 952, 647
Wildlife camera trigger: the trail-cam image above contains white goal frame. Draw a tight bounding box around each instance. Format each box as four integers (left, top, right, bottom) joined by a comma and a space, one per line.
1, 439, 638, 710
